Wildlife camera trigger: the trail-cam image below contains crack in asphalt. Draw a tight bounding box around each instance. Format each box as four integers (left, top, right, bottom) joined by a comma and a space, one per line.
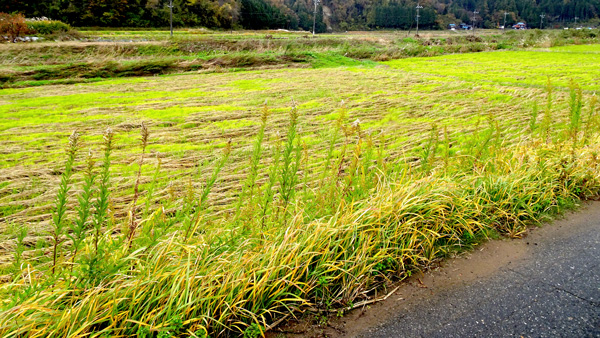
506, 262, 599, 307
547, 282, 600, 307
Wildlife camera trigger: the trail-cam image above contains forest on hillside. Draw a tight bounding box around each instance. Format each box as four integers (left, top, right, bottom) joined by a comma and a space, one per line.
2, 0, 599, 31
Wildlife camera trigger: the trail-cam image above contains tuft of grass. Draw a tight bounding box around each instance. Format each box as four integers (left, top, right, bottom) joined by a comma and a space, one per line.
235, 102, 270, 226
127, 123, 149, 249
568, 80, 583, 145
93, 128, 114, 254
184, 139, 232, 240
68, 149, 96, 267
542, 78, 554, 144
278, 102, 301, 217
50, 131, 79, 275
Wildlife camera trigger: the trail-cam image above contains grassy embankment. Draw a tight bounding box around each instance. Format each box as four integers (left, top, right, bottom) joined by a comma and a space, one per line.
0, 28, 598, 88
0, 44, 599, 337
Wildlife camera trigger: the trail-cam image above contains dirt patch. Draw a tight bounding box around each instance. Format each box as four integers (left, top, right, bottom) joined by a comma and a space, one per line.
268, 202, 598, 338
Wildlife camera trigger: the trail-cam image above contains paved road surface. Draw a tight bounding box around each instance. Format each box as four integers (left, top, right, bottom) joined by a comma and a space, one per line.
358, 203, 600, 338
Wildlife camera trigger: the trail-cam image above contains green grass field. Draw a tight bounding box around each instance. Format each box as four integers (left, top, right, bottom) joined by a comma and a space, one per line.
1, 43, 596, 228
1, 28, 597, 87
0, 34, 600, 337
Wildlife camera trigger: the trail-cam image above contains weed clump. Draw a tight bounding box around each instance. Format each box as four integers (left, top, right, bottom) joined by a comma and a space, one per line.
26, 20, 72, 36
50, 131, 79, 274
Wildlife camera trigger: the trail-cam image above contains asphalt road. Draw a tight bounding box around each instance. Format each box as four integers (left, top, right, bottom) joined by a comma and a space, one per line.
358, 204, 600, 338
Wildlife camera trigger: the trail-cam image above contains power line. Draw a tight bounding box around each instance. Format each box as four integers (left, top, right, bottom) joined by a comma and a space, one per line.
540, 13, 545, 29
312, 0, 320, 37
415, 3, 423, 37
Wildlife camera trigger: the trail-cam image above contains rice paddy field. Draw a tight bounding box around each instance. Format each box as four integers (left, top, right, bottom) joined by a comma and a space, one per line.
0, 31, 599, 337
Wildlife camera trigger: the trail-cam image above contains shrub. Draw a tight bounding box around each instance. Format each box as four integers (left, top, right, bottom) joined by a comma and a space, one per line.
0, 13, 32, 42
27, 20, 71, 35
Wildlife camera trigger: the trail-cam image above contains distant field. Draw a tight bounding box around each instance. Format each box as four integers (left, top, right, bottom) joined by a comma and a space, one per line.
1, 43, 597, 237
386, 49, 600, 91
77, 28, 496, 40
2, 28, 597, 87
545, 43, 600, 53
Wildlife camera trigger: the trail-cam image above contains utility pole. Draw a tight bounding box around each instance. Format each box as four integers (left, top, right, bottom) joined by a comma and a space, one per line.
503, 12, 509, 31
540, 13, 545, 29
168, 0, 173, 37
574, 16, 579, 27
472, 10, 479, 35
415, 4, 423, 37
312, 0, 320, 37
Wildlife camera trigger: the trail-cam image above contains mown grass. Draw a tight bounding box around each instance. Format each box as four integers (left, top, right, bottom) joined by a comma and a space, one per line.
385, 47, 600, 91
0, 40, 599, 337
2, 45, 600, 228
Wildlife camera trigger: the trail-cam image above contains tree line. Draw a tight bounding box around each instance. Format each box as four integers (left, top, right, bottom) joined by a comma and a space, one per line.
1, 0, 599, 30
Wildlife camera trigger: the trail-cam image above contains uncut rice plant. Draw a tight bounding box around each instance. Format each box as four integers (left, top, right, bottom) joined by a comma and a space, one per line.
0, 81, 598, 337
